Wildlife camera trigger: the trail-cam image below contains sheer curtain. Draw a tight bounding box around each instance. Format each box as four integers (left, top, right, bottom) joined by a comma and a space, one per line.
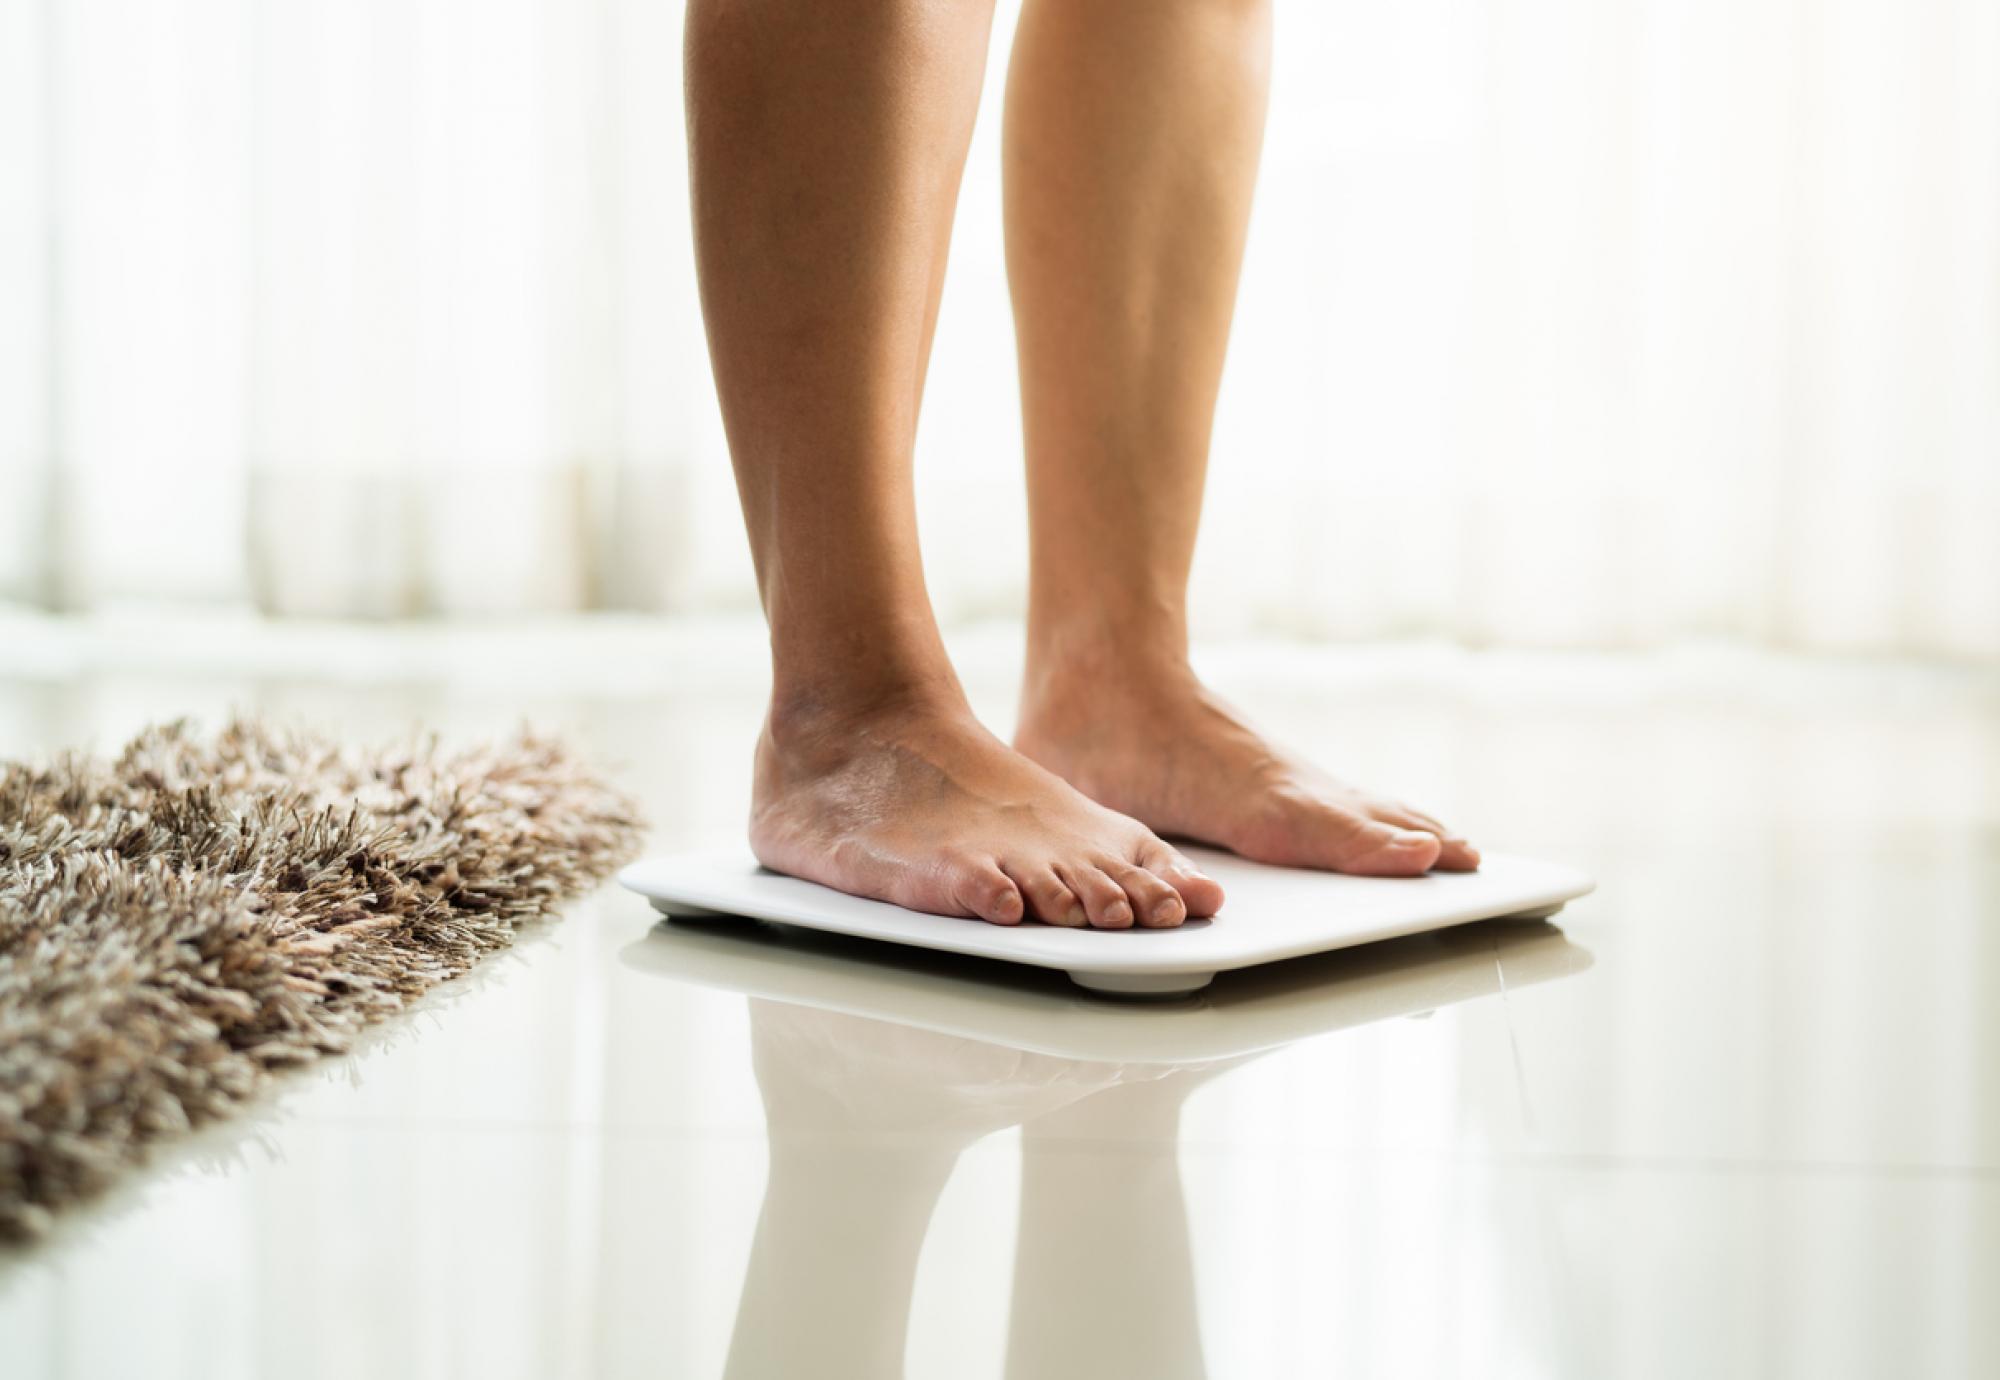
3, 0, 1995, 658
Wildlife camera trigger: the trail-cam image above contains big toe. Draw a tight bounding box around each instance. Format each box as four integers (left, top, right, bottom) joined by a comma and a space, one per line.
1379, 808, 1480, 871
1245, 801, 1447, 876
1256, 812, 1448, 876
1140, 842, 1226, 917
1430, 836, 1481, 871
1341, 823, 1444, 876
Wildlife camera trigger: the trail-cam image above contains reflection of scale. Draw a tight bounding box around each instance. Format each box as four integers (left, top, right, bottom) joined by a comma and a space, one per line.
621, 907, 1592, 1065
619, 846, 1595, 998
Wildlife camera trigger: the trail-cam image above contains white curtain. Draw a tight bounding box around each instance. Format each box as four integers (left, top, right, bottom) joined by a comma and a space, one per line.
3, 0, 1995, 658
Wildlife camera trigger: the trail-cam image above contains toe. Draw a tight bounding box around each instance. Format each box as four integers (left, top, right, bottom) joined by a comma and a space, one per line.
1008, 863, 1086, 927
1060, 864, 1135, 930
951, 859, 1024, 925
1138, 840, 1225, 917
1338, 822, 1444, 877
1380, 808, 1480, 872
1105, 858, 1186, 928
1242, 795, 1445, 876
1430, 836, 1481, 871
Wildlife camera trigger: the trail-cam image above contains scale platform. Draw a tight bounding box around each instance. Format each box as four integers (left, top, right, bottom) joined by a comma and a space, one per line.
619, 845, 1595, 997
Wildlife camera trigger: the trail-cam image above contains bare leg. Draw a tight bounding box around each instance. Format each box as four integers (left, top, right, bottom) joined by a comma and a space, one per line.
686, 0, 1224, 927
1003, 0, 1477, 874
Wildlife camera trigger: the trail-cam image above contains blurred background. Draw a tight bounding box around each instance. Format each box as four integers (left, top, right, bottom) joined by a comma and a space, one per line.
3, 0, 1995, 660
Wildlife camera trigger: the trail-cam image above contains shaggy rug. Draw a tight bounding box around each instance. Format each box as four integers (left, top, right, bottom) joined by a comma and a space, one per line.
0, 719, 642, 1243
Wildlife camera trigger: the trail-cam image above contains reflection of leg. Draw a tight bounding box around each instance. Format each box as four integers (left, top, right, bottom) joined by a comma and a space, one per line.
1005, 1075, 1212, 1380
726, 1142, 960, 1380
726, 998, 1121, 1378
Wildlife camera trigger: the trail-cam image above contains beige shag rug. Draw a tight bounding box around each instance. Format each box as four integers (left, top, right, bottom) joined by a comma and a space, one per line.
0, 719, 642, 1243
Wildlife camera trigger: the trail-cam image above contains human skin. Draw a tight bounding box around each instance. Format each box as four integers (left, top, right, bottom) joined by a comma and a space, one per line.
683, 0, 1474, 931
1003, 0, 1479, 875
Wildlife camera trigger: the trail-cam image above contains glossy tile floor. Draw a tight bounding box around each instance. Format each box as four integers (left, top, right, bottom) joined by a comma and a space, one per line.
1, 614, 1995, 1379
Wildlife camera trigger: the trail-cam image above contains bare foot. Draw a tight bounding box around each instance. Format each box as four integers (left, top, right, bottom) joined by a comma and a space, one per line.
1016, 661, 1479, 877
750, 694, 1226, 929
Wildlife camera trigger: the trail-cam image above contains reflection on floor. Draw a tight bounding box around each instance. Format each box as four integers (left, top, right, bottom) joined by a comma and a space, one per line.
643, 917, 1589, 1379
1, 614, 1995, 1379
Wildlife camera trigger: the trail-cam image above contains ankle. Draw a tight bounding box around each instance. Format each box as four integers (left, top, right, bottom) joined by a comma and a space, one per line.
1020, 636, 1198, 728
1025, 605, 1191, 697
764, 665, 969, 754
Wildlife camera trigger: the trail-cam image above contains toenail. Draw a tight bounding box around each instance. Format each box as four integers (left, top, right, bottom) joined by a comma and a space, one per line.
1104, 900, 1132, 924
1152, 899, 1182, 923
1060, 905, 1088, 927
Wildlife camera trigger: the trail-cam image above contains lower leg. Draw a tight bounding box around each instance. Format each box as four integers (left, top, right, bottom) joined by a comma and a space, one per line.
1003, 0, 1476, 873
685, 0, 1223, 926
686, 0, 991, 713
1007, 0, 1267, 674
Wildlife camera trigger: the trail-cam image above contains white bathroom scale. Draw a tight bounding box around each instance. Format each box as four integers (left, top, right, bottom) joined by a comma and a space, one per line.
619, 845, 1594, 997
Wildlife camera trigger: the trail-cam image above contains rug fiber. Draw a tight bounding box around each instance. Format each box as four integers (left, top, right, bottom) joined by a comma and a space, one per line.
0, 719, 642, 1243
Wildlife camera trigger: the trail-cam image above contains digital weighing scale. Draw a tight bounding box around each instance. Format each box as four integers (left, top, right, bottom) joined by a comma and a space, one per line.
619, 845, 1594, 997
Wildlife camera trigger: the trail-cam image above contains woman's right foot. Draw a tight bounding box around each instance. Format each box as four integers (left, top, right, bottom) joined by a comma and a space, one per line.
749, 695, 1225, 929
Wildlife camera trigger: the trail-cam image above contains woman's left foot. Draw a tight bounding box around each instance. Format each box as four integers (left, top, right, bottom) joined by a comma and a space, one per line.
1016, 660, 1479, 877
